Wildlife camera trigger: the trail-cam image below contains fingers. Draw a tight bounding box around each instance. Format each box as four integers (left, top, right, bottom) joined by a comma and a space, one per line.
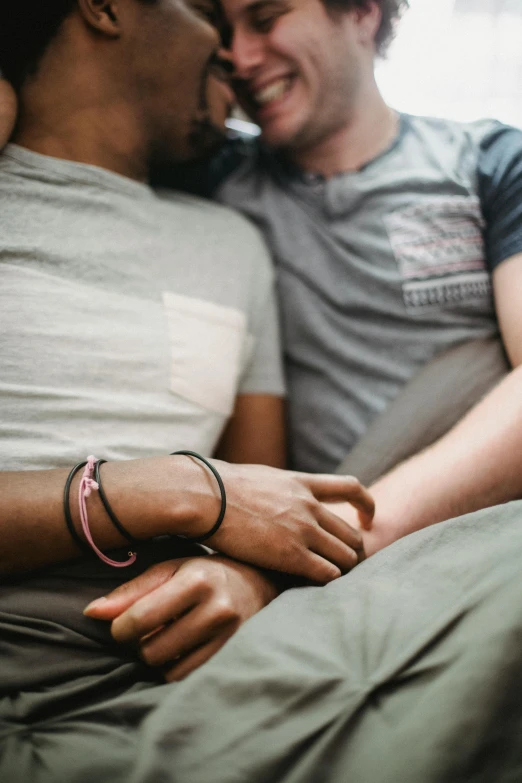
301, 517, 363, 583
140, 598, 237, 669
301, 473, 375, 530
294, 551, 342, 585
83, 559, 184, 620
110, 566, 201, 643
164, 635, 229, 682
278, 499, 367, 583
311, 509, 365, 570
316, 503, 365, 553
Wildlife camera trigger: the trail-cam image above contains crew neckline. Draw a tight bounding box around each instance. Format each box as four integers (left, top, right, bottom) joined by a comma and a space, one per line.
271, 112, 408, 185
2, 143, 155, 200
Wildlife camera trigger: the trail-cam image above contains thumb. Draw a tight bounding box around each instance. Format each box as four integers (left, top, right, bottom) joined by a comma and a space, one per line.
302, 473, 375, 529
83, 559, 184, 620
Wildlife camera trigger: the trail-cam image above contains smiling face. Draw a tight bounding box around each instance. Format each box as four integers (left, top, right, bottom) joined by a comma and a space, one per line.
221, 0, 373, 152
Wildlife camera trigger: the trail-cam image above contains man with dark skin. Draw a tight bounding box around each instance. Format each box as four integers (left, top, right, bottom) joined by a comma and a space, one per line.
0, 78, 15, 147
0, 0, 374, 682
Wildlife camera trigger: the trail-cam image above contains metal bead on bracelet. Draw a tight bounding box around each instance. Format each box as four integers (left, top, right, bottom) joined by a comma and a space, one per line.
170, 450, 227, 543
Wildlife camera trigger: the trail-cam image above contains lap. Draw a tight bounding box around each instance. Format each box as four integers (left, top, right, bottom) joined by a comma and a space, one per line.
2, 501, 522, 782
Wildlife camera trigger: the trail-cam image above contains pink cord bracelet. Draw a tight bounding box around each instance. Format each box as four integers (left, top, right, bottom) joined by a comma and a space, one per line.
78, 456, 136, 568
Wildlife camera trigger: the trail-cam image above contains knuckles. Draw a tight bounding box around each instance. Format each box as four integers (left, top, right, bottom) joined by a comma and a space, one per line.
184, 567, 216, 595
279, 535, 306, 568
211, 596, 240, 626
140, 642, 164, 667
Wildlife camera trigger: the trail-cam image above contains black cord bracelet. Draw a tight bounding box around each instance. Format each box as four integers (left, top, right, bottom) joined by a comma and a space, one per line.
63, 461, 92, 554
94, 460, 140, 546
170, 450, 227, 543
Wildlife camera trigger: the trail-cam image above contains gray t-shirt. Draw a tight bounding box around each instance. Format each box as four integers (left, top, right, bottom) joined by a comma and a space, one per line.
0, 144, 284, 471
215, 114, 522, 472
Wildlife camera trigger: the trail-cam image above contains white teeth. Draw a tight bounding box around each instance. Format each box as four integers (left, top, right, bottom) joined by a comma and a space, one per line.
254, 78, 291, 106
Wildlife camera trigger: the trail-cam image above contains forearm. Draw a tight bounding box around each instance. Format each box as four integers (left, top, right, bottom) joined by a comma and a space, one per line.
1, 456, 373, 583
364, 365, 522, 554
0, 457, 219, 578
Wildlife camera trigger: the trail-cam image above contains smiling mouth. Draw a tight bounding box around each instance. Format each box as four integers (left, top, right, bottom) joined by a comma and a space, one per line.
252, 77, 293, 108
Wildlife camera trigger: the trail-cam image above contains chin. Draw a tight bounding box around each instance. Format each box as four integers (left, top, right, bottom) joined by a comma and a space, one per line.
258, 125, 298, 150
187, 117, 228, 162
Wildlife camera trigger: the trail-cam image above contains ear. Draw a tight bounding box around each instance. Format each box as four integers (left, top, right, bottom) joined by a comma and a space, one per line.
77, 0, 122, 37
0, 79, 17, 149
354, 0, 382, 48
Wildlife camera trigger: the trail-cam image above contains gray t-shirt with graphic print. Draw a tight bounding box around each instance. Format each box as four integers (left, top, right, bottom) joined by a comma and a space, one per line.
215, 114, 522, 473
0, 144, 284, 471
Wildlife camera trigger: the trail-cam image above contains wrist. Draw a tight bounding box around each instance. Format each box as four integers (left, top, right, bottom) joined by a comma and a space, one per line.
83, 457, 204, 541
235, 561, 282, 605
165, 454, 225, 539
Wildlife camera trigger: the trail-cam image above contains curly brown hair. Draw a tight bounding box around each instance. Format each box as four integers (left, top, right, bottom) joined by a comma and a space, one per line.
323, 0, 409, 56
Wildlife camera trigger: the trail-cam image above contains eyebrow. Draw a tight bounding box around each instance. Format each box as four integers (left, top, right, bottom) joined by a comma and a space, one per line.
244, 0, 286, 12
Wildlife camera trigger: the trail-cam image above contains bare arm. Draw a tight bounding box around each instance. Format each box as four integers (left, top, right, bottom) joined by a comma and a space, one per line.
0, 455, 373, 581
329, 253, 522, 555
214, 394, 286, 467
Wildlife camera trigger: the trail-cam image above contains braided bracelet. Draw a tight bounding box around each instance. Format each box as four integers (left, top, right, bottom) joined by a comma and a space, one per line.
170, 450, 227, 543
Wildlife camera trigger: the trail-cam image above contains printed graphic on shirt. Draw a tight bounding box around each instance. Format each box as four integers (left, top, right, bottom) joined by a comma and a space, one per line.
385, 195, 492, 311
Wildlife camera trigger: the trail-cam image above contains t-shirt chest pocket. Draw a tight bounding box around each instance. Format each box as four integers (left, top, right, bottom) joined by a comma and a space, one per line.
384, 195, 493, 315
162, 292, 247, 417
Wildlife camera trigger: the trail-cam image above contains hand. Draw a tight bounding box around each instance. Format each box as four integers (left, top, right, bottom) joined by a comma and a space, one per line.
0, 79, 17, 149
322, 498, 400, 558
84, 555, 279, 681
74, 457, 373, 586
203, 462, 374, 584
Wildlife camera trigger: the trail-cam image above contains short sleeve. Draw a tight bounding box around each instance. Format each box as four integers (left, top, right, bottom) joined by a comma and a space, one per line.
478, 122, 522, 271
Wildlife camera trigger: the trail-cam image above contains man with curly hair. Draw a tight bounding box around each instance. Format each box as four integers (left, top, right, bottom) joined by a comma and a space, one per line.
186, 0, 522, 556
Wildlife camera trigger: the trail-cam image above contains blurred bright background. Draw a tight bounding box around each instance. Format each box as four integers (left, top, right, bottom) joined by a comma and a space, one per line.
376, 0, 522, 128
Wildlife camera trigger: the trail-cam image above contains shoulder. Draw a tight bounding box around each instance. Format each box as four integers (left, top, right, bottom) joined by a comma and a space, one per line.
474, 120, 522, 180
154, 187, 274, 283
155, 187, 267, 248
401, 113, 501, 149
402, 113, 521, 155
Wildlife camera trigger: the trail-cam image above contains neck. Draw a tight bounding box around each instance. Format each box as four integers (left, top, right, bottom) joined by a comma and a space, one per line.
289, 81, 397, 179
14, 51, 150, 182
15, 104, 149, 183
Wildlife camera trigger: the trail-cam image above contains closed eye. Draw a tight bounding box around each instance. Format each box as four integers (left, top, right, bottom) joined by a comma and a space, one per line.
247, 0, 290, 34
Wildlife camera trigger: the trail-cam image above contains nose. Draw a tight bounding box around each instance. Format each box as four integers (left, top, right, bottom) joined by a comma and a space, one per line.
229, 28, 265, 80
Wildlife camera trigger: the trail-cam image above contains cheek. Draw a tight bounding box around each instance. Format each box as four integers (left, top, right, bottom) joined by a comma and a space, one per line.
0, 80, 17, 147
206, 77, 234, 127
